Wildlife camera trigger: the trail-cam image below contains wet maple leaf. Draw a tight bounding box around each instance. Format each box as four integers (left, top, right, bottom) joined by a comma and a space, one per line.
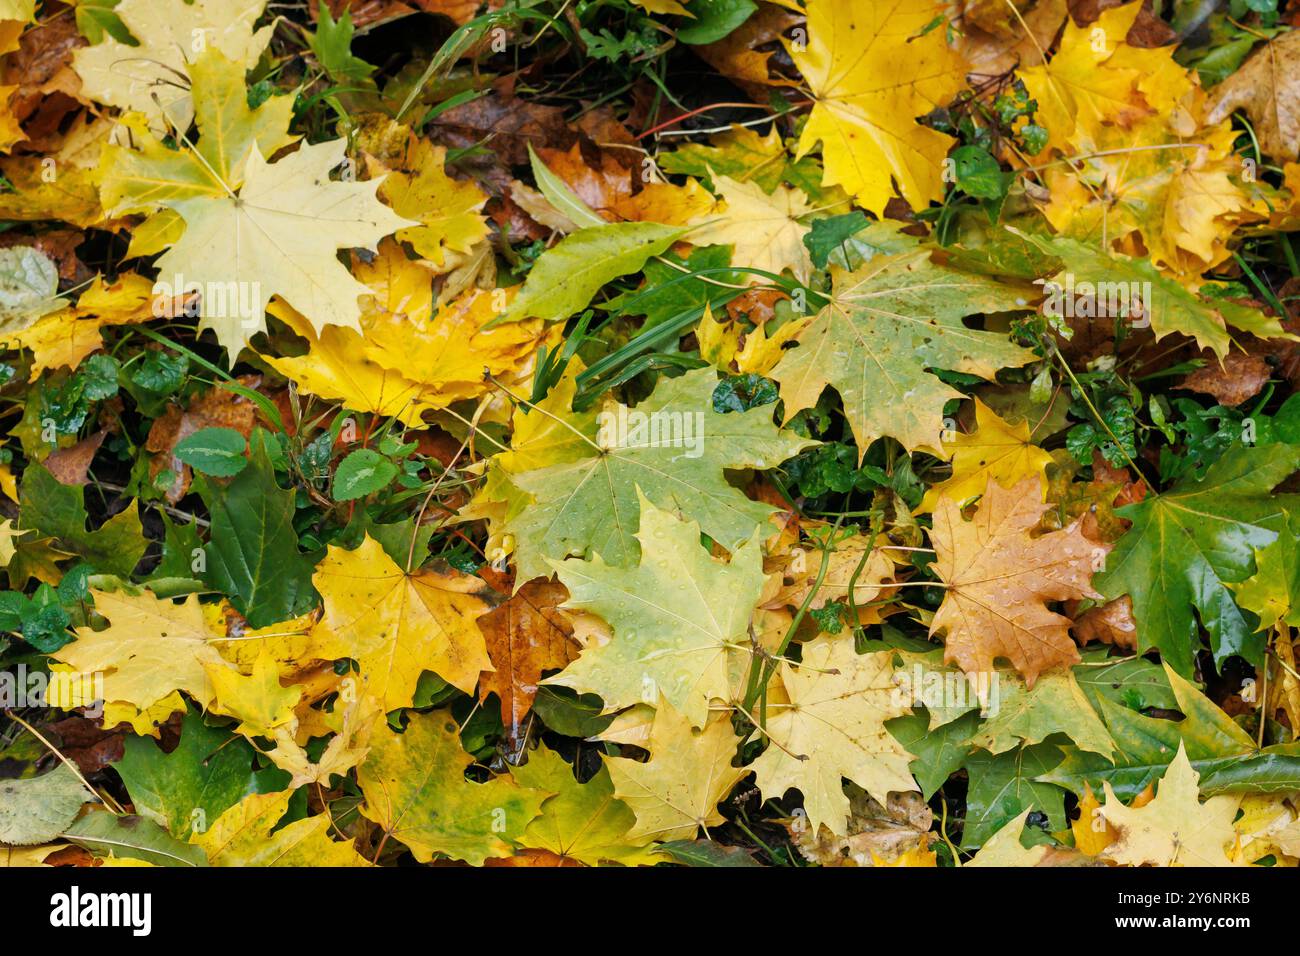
790, 0, 967, 215
357, 711, 548, 865
772, 249, 1036, 457
476, 576, 577, 751
73, 0, 274, 136
916, 397, 1053, 513
751, 636, 917, 836
605, 702, 747, 843
929, 476, 1106, 685
311, 534, 492, 710
1099, 743, 1241, 867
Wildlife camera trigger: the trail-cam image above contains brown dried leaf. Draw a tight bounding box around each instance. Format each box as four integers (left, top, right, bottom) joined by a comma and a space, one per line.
44, 430, 105, 487
1071, 595, 1138, 650
694, 3, 802, 89
431, 85, 573, 184
1207, 29, 1300, 161
787, 787, 935, 867
960, 0, 1068, 78
145, 376, 262, 503
536, 143, 633, 221
476, 576, 577, 752
930, 476, 1106, 684
1, 11, 86, 151
1179, 349, 1273, 406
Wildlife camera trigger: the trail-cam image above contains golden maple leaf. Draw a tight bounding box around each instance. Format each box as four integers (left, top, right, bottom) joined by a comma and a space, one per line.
203, 648, 302, 739
605, 701, 748, 842
751, 636, 916, 836
265, 242, 550, 425
790, 0, 967, 215
53, 589, 227, 711
916, 397, 1053, 513
195, 790, 369, 866
1016, 3, 1152, 156
368, 134, 489, 266
311, 534, 493, 710
73, 0, 274, 136
687, 174, 814, 282
3, 274, 163, 380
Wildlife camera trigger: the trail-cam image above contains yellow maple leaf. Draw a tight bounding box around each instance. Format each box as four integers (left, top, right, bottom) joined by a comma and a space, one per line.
102, 50, 414, 362
0, 518, 23, 563
613, 177, 716, 225
605, 701, 748, 842
688, 174, 814, 282
917, 397, 1053, 513
1071, 784, 1117, 856
1016, 2, 1150, 157
1100, 743, 1241, 867
266, 692, 384, 789
311, 534, 492, 710
0, 115, 112, 229
0, 85, 22, 154
966, 811, 1050, 867
53, 589, 225, 710
265, 300, 439, 426
73, 0, 274, 135
266, 243, 548, 424
3, 274, 160, 380
735, 314, 812, 375
195, 790, 368, 866
203, 603, 329, 677
790, 0, 967, 215
204, 648, 302, 738
751, 636, 916, 836
1041, 93, 1264, 279
370, 135, 489, 266
695, 303, 742, 368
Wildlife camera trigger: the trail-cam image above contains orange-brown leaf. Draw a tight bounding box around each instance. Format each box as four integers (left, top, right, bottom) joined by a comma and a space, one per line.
929, 476, 1106, 684
476, 577, 577, 749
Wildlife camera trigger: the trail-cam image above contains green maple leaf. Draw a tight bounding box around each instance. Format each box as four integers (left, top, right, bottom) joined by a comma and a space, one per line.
19, 463, 146, 577
771, 249, 1037, 457
114, 710, 258, 839
1016, 231, 1289, 358
510, 744, 664, 866
545, 495, 764, 728
1095, 443, 1300, 676
971, 669, 1115, 759
961, 742, 1065, 851
1040, 663, 1300, 799
357, 711, 549, 865
887, 709, 979, 800
499, 366, 814, 584
1232, 512, 1300, 629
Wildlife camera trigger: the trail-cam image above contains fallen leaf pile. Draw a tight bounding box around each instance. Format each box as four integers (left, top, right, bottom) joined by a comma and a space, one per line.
3, 0, 1300, 872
